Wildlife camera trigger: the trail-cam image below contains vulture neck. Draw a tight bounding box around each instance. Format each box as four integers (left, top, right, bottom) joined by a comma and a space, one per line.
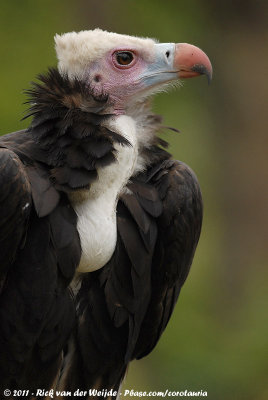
24, 68, 162, 272
69, 115, 139, 273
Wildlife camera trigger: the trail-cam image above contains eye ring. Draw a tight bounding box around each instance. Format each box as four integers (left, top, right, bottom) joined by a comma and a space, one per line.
112, 51, 135, 69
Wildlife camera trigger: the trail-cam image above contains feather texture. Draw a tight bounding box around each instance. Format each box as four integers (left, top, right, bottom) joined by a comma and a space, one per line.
0, 65, 202, 398
60, 159, 202, 398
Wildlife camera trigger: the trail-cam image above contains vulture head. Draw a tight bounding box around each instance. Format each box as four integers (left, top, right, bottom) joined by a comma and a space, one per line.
55, 29, 212, 115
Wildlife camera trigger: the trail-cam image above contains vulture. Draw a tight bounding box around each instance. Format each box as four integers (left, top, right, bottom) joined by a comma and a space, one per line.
0, 29, 212, 399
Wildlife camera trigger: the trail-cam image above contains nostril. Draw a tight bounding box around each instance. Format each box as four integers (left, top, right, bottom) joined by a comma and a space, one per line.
166, 51, 170, 58
94, 74, 101, 82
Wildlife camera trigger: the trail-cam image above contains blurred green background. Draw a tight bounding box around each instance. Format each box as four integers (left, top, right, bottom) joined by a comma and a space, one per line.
0, 1, 267, 399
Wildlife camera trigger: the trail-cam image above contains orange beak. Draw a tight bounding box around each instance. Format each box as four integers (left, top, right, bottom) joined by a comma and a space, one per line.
174, 43, 213, 83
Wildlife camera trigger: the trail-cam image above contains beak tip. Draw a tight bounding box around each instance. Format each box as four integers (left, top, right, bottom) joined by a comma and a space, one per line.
191, 64, 213, 85
175, 43, 212, 85
206, 71, 212, 85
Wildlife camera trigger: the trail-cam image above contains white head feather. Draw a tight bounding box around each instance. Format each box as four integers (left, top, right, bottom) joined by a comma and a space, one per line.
55, 28, 156, 79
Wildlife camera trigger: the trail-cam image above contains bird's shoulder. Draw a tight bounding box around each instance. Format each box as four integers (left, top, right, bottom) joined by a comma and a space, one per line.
132, 158, 203, 359
0, 136, 81, 389
0, 145, 32, 281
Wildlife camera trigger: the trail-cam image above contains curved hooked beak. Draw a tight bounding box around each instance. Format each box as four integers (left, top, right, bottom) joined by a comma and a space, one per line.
141, 42, 212, 88
174, 43, 213, 83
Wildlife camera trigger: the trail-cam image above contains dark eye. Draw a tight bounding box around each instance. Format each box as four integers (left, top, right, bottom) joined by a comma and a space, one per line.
115, 51, 134, 66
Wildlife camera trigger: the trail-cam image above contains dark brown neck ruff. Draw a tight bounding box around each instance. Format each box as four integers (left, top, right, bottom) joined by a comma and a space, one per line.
23, 68, 130, 193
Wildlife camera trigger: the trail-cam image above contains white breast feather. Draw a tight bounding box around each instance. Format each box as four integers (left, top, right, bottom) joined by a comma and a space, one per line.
69, 116, 138, 273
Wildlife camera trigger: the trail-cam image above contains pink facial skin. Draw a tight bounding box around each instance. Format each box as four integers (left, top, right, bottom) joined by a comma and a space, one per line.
87, 48, 152, 114
86, 43, 212, 115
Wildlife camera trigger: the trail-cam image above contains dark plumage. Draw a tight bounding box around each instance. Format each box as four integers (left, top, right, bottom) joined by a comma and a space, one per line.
0, 29, 210, 400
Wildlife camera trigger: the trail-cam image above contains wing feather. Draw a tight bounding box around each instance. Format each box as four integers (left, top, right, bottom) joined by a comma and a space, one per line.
0, 146, 80, 390
134, 160, 203, 359
0, 148, 31, 280
59, 159, 202, 394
